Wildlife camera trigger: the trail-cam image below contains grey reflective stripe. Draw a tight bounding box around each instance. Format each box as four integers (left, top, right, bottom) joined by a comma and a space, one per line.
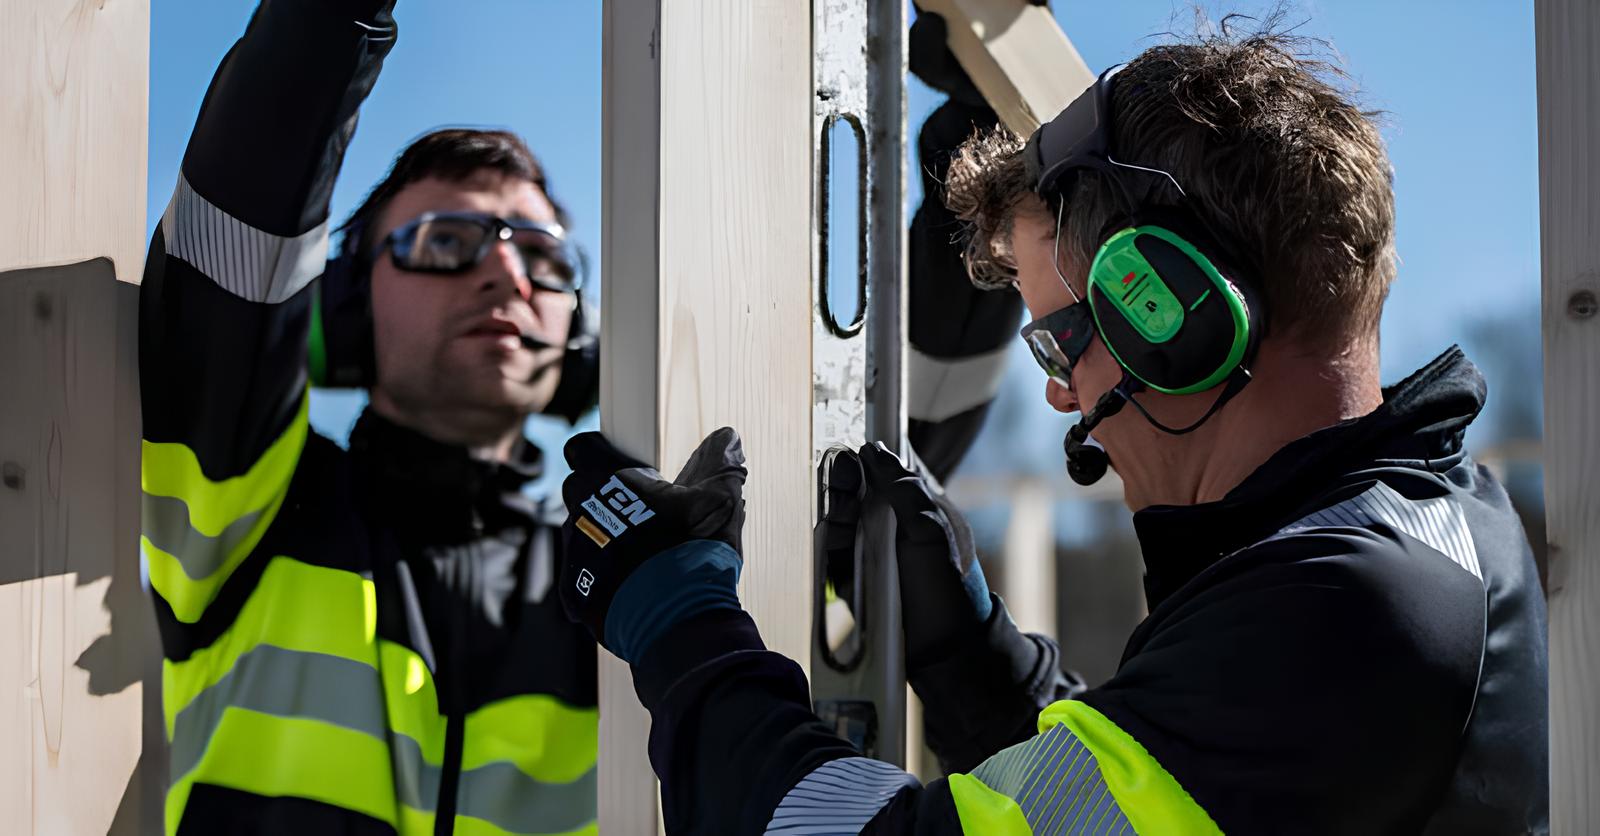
971, 724, 1133, 835
143, 491, 264, 580
1279, 481, 1482, 579
390, 732, 442, 812
393, 727, 598, 833
764, 757, 917, 835
458, 761, 598, 835
162, 173, 329, 304
174, 642, 597, 834
170, 645, 386, 781
907, 344, 1010, 423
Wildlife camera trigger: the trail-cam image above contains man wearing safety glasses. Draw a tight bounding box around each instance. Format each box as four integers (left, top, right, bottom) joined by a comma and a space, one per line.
550, 19, 1547, 836
139, 1, 599, 832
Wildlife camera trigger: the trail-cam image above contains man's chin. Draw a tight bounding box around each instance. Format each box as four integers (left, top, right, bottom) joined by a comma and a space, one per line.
483, 367, 560, 413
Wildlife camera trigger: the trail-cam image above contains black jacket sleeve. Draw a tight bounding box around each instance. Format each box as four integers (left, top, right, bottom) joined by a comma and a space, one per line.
627, 526, 1490, 836
906, 100, 1025, 482
143, 0, 395, 464
140, 0, 394, 631
908, 596, 1084, 775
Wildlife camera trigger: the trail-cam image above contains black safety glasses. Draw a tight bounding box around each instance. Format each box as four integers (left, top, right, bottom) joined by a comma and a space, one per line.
1020, 300, 1095, 388
375, 212, 581, 293
1018, 199, 1097, 388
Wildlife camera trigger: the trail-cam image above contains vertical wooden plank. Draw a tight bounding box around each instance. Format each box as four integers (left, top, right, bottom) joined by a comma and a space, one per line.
601, 0, 814, 830
0, 0, 149, 279
0, 266, 149, 834
0, 0, 152, 833
1536, 1, 1600, 831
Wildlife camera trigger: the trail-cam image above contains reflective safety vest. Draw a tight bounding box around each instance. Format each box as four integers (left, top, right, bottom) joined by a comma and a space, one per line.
145, 392, 599, 836
944, 700, 1218, 835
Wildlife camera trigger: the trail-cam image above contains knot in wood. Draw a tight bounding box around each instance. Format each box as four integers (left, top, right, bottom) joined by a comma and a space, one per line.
33, 292, 53, 321
1568, 289, 1598, 321
2, 462, 23, 490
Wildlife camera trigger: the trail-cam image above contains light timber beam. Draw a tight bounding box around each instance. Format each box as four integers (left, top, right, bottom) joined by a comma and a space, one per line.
0, 0, 155, 833
915, 0, 1094, 136
601, 0, 814, 830
1536, 0, 1600, 830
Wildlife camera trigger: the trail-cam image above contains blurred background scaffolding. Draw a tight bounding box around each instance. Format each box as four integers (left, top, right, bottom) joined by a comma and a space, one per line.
150, 0, 1545, 688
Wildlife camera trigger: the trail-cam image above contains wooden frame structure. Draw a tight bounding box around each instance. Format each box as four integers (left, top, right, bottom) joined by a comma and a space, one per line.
0, 0, 1592, 830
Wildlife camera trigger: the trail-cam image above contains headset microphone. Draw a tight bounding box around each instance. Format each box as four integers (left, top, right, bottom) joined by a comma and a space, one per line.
1063, 382, 1134, 486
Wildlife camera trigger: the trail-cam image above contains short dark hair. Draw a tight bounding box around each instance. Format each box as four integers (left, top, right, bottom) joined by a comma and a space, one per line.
947, 18, 1396, 349
343, 127, 569, 252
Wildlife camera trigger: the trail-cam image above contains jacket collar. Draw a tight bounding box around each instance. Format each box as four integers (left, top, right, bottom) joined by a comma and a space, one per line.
1132, 346, 1487, 607
348, 408, 543, 527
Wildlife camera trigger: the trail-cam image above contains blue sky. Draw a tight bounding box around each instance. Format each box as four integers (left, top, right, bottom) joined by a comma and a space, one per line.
148, 1, 1541, 491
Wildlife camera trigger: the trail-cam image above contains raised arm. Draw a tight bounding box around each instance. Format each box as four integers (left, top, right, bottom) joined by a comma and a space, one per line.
140, 0, 396, 631
905, 8, 1026, 482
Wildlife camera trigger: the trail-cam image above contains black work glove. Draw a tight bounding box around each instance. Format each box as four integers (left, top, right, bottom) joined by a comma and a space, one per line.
910, 0, 1050, 108
560, 427, 748, 664
858, 441, 994, 670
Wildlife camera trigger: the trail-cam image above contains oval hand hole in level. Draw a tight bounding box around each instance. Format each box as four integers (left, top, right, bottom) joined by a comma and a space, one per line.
820, 114, 867, 336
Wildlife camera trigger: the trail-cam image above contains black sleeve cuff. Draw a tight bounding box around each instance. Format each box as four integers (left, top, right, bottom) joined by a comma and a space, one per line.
908, 594, 1086, 774
630, 606, 767, 710
630, 607, 863, 835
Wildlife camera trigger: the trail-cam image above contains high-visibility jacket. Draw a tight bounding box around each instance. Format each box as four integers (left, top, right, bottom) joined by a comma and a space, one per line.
622, 348, 1548, 834
139, 1, 596, 833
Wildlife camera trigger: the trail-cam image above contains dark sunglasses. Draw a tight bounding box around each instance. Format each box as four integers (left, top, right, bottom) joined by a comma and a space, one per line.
375, 212, 582, 293
1018, 198, 1100, 388
1019, 299, 1096, 389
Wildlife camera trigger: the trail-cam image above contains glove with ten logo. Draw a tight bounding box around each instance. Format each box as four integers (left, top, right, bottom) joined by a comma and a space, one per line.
559, 427, 748, 664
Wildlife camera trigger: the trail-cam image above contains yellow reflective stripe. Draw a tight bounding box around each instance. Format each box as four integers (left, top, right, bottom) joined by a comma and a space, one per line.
399, 804, 435, 836
948, 773, 1034, 835
165, 708, 397, 836
1037, 700, 1221, 835
462, 695, 599, 783
163, 557, 378, 739
142, 392, 309, 536
453, 814, 599, 836
380, 640, 448, 765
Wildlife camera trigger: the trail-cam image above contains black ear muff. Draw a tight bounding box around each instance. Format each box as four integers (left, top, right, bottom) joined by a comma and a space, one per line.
309, 225, 376, 389
542, 292, 599, 423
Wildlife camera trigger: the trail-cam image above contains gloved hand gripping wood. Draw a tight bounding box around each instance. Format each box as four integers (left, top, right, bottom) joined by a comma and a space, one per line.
858, 441, 994, 670
559, 427, 748, 663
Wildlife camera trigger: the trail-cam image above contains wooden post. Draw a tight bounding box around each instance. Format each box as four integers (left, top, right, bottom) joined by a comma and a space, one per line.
914, 0, 1093, 136
601, 0, 814, 829
1536, 1, 1600, 830
0, 0, 154, 833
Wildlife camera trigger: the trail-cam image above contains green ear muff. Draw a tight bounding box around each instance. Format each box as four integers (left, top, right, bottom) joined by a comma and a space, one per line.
1087, 225, 1253, 395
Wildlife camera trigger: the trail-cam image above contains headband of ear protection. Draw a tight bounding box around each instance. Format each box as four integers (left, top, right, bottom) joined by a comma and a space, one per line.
1022, 65, 1265, 397
308, 218, 601, 424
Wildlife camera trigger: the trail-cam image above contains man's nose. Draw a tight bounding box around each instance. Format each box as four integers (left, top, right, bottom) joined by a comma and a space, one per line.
479, 240, 534, 302
1046, 378, 1079, 414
